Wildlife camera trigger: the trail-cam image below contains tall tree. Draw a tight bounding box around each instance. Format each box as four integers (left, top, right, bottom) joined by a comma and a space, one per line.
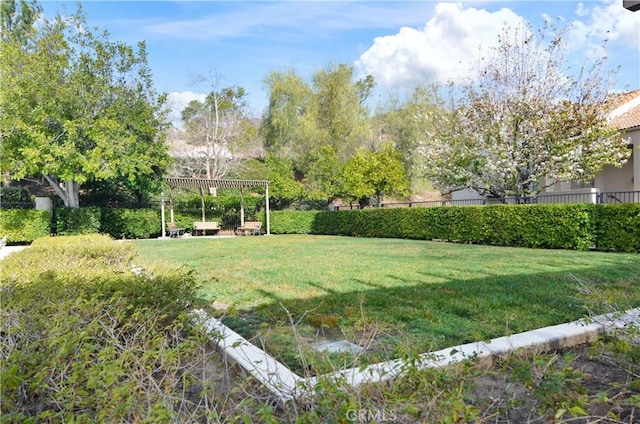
1, 5, 170, 207
262, 64, 375, 200
172, 73, 256, 184
374, 85, 443, 185
421, 22, 629, 199
261, 70, 313, 160
1, 0, 41, 43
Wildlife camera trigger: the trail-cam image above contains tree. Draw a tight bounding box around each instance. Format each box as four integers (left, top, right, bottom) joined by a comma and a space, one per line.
263, 155, 305, 208
1, 0, 41, 43
1, 5, 170, 207
262, 64, 375, 200
261, 70, 312, 159
421, 22, 629, 199
339, 144, 408, 208
172, 73, 257, 185
374, 85, 444, 186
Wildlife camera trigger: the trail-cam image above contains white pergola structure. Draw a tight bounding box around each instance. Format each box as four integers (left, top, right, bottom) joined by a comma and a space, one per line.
162, 177, 270, 236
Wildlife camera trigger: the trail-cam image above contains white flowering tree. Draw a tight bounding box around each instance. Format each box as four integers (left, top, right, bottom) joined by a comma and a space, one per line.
421, 22, 629, 199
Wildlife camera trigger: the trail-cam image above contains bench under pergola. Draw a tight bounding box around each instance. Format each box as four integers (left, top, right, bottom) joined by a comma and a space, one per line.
162, 177, 270, 236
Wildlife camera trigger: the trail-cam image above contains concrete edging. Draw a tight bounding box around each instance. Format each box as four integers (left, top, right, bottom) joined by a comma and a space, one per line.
196, 308, 640, 403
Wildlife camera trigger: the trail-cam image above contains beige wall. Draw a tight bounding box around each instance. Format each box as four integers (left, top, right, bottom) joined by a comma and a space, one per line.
594, 155, 634, 192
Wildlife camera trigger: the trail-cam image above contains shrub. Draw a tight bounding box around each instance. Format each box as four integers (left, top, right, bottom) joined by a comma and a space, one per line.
268, 210, 320, 234
56, 207, 101, 235
1, 234, 136, 285
593, 203, 640, 253
100, 208, 161, 239
0, 235, 211, 422
292, 204, 600, 250
0, 209, 51, 243
0, 186, 33, 205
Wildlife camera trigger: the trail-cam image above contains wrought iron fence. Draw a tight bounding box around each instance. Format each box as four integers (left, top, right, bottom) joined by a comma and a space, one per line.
377, 190, 640, 209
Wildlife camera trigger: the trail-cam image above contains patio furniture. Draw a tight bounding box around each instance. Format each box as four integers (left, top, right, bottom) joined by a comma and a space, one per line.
193, 221, 220, 236
236, 221, 262, 236
168, 222, 185, 238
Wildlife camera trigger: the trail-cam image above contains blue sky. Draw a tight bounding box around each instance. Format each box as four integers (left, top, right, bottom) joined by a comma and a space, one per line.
40, 1, 640, 126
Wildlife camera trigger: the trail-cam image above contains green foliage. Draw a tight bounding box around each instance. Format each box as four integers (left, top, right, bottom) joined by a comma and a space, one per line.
100, 208, 161, 239
56, 207, 101, 235
1, 234, 136, 284
262, 64, 374, 196
0, 235, 210, 422
1, 6, 169, 208
0, 186, 31, 204
0, 209, 50, 243
268, 210, 320, 234
593, 203, 640, 253
339, 144, 409, 207
0, 0, 41, 43
277, 204, 612, 251
264, 155, 306, 206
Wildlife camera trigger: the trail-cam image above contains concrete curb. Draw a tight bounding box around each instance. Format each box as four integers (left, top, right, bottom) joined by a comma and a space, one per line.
197, 308, 640, 403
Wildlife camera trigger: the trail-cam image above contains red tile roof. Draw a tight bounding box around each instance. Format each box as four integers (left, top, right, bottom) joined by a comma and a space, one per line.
609, 89, 640, 130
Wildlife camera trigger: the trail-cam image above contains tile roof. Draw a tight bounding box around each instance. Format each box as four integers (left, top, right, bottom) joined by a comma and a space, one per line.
608, 89, 640, 130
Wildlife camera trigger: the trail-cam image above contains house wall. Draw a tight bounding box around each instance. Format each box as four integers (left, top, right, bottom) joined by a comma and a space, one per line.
595, 129, 639, 192
451, 188, 484, 201
630, 129, 640, 192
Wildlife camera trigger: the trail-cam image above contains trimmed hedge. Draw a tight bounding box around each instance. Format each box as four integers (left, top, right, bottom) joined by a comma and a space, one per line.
100, 208, 161, 239
0, 209, 51, 243
270, 203, 640, 252
56, 207, 101, 235
593, 203, 640, 253
266, 210, 320, 234
55, 207, 162, 239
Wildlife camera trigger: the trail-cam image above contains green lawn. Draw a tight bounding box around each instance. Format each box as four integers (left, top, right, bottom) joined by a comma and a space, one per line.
135, 235, 640, 373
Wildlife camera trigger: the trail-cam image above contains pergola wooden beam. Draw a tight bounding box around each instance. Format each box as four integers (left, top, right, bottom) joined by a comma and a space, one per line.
162, 177, 270, 236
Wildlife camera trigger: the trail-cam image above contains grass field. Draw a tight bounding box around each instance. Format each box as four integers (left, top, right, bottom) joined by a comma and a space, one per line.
135, 235, 640, 373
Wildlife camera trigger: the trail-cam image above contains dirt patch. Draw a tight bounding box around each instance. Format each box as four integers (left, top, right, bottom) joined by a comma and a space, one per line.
470, 342, 640, 423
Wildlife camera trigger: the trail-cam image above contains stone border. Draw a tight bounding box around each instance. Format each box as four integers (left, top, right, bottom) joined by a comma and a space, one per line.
196, 308, 640, 403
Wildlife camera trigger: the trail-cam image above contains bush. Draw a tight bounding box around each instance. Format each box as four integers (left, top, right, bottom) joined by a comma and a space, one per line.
0, 235, 211, 422
0, 186, 32, 208
56, 207, 101, 235
1, 234, 136, 285
268, 210, 320, 234
283, 204, 601, 251
593, 203, 640, 253
100, 208, 161, 239
0, 209, 51, 243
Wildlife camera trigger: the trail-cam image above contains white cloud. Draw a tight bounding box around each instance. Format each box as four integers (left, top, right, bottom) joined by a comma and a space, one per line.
166, 91, 207, 128
568, 0, 640, 52
355, 2, 525, 89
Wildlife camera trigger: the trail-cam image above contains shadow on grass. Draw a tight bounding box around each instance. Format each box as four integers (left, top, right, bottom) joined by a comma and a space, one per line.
220, 263, 640, 374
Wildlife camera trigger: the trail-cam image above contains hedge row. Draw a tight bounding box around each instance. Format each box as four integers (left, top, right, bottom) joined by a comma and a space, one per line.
0, 209, 51, 243
269, 203, 640, 252
55, 207, 162, 239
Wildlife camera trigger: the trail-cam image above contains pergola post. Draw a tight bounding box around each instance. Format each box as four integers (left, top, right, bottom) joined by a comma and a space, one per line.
240, 188, 245, 227
160, 193, 166, 238
265, 185, 270, 235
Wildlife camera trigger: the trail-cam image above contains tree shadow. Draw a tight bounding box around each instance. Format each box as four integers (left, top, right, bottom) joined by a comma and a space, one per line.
221, 262, 640, 373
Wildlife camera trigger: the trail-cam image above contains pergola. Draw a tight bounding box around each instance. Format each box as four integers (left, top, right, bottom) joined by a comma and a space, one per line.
162, 177, 270, 236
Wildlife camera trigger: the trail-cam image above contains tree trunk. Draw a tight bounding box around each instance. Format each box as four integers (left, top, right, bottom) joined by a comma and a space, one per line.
43, 175, 80, 208
65, 180, 80, 208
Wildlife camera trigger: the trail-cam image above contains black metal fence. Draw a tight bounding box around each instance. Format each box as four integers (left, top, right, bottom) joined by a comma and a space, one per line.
353, 190, 640, 210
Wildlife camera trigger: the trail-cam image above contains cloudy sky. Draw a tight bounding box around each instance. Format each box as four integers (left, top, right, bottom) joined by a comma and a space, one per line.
41, 1, 640, 126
